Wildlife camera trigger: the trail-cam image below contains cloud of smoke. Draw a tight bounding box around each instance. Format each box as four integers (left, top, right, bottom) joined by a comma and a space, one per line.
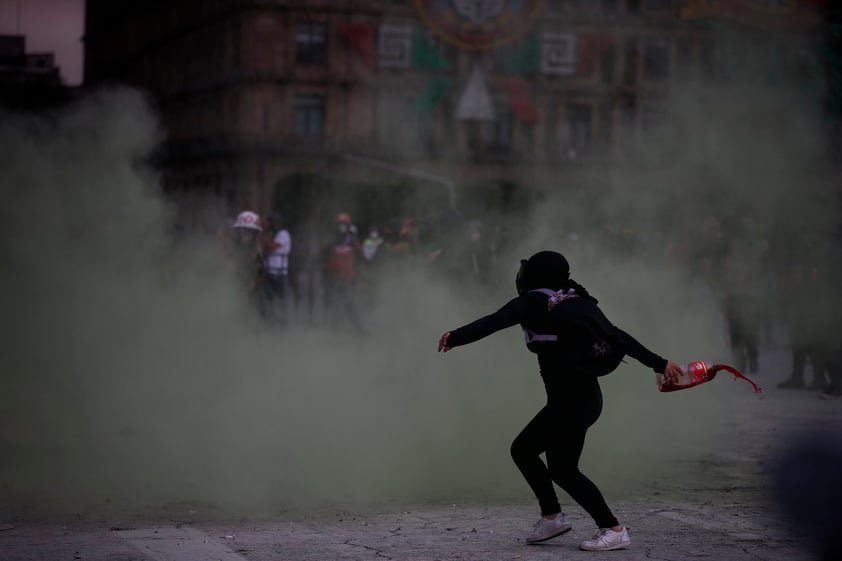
0, 19, 834, 521
440, 25, 834, 498
0, 89, 541, 517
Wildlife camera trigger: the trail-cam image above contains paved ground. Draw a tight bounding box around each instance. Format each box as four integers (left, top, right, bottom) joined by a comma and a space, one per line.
1, 346, 839, 561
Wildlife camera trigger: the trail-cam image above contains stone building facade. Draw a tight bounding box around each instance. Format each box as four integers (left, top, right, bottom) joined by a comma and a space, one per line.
83, 0, 822, 229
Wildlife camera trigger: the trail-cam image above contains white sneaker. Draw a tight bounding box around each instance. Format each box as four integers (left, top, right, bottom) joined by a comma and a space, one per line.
525, 513, 572, 544
579, 526, 631, 551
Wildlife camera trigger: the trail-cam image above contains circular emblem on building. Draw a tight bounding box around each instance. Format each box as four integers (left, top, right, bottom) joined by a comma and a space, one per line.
414, 0, 545, 51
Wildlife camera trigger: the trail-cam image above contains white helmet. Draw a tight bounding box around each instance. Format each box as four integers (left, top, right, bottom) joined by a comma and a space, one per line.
232, 210, 262, 231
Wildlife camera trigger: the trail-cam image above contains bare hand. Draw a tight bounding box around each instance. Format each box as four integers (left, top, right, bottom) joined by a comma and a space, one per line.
438, 332, 452, 353
662, 360, 683, 385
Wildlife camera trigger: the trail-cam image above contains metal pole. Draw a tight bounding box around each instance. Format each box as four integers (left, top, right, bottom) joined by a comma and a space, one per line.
342, 153, 457, 209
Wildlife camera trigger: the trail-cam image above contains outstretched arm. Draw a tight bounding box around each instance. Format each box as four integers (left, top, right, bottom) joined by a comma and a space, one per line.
614, 328, 681, 382
439, 298, 522, 353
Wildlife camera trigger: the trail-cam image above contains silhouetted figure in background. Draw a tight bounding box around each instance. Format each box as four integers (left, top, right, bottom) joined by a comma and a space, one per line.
358, 225, 384, 307
721, 219, 766, 373
323, 212, 366, 333
425, 208, 468, 280
361, 226, 383, 264
812, 241, 842, 398
466, 220, 493, 285
777, 250, 829, 390
226, 210, 266, 314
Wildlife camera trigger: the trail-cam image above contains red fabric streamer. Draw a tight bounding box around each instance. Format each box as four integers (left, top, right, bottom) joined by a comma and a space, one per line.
498, 77, 539, 123
337, 23, 375, 67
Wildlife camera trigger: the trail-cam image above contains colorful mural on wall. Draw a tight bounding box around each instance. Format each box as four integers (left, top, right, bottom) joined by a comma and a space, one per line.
413, 0, 545, 50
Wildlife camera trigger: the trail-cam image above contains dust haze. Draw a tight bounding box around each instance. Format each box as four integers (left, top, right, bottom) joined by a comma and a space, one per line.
0, 25, 834, 520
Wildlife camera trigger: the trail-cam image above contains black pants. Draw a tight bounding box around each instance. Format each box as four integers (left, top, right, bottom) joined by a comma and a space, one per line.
790, 345, 829, 386
263, 274, 290, 325
824, 346, 842, 396
510, 380, 619, 528
325, 277, 366, 333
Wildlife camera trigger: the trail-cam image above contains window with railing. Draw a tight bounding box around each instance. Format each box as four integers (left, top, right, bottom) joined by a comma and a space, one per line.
643, 38, 670, 82
294, 94, 325, 138
600, 43, 617, 84
623, 37, 639, 85
488, 108, 514, 153
566, 104, 592, 156
296, 22, 328, 65
676, 38, 696, 82
466, 121, 482, 154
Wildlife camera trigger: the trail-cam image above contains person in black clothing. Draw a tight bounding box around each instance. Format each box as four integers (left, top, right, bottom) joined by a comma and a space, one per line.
438, 251, 682, 552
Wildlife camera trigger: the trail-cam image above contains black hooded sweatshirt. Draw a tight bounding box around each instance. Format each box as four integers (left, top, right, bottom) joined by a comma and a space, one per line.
447, 289, 667, 390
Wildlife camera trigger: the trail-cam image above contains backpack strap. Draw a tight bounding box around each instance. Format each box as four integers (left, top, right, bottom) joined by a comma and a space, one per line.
523, 328, 558, 344
530, 287, 579, 310
522, 289, 561, 345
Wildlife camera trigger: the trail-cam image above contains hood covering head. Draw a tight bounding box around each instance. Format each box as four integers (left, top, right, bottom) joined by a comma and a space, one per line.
516, 250, 570, 295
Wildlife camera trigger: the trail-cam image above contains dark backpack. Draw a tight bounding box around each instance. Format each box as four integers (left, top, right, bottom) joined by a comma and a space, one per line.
568, 304, 626, 377
533, 289, 626, 377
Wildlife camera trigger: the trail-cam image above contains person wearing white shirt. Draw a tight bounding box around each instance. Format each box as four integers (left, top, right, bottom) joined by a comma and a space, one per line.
262, 212, 292, 325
